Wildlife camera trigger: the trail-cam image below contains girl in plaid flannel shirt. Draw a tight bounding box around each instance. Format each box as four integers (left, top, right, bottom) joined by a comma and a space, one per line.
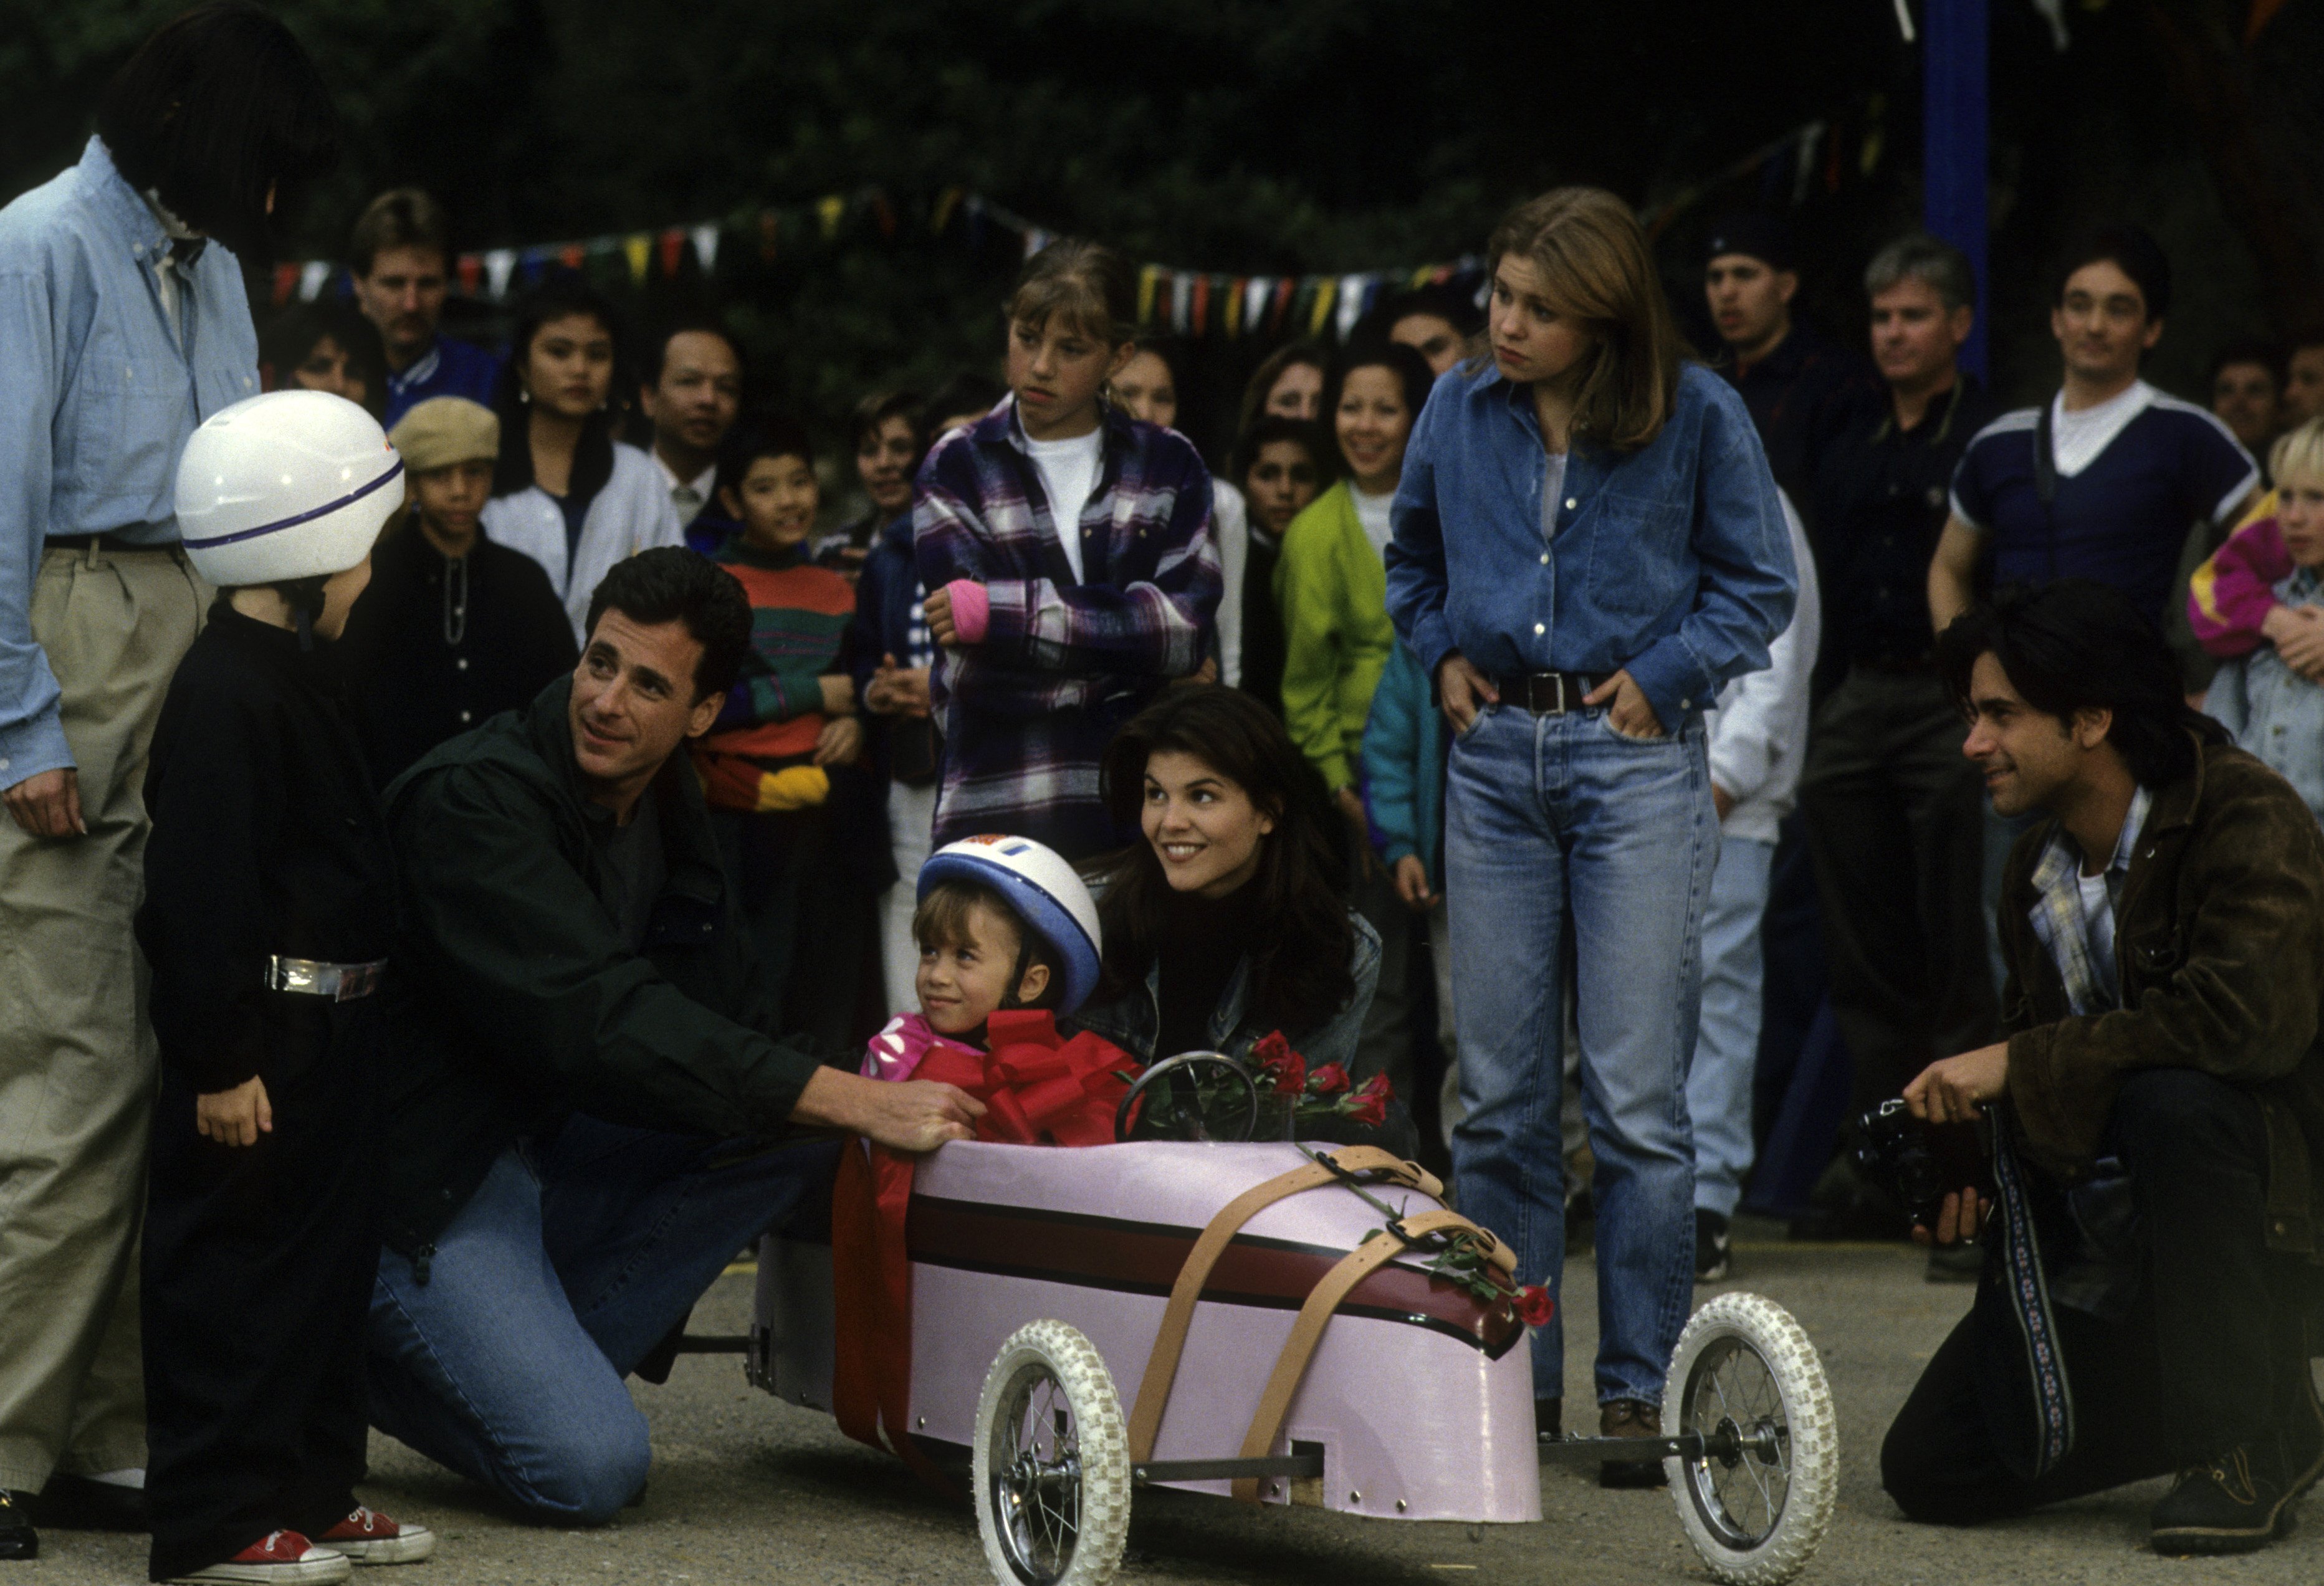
915, 241, 1221, 861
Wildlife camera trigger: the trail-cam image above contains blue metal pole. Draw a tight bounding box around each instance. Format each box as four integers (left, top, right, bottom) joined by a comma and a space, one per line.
1923, 0, 1991, 382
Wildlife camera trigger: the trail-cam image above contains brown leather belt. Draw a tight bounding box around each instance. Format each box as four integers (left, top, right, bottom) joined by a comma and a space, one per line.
1493, 671, 1610, 715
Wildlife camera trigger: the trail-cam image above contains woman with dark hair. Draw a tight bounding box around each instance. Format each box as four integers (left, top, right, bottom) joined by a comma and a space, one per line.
261, 299, 389, 419
1386, 188, 1794, 1472
1072, 686, 1380, 1080
0, 2, 338, 1561
1278, 340, 1436, 799
482, 272, 683, 643
1240, 341, 1329, 431
1275, 341, 1436, 1107
1228, 415, 1331, 716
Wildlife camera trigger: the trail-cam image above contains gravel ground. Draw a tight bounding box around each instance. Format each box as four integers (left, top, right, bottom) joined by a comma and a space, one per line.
25, 1224, 2322, 1585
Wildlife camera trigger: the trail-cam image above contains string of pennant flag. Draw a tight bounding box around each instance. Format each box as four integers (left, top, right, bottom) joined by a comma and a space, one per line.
267, 184, 1488, 343
268, 110, 1865, 341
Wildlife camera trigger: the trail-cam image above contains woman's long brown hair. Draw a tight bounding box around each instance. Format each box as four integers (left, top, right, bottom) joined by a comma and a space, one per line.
1092, 686, 1355, 1038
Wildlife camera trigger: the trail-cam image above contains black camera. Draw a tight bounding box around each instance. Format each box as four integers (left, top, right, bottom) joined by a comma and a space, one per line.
1851, 1099, 1994, 1234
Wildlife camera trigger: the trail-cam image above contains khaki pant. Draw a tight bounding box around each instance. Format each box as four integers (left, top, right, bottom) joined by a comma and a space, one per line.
0, 542, 203, 1490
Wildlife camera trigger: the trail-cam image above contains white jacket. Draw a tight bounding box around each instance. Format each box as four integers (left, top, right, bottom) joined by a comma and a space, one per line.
1212, 477, 1248, 687
1704, 489, 1820, 846
482, 440, 687, 644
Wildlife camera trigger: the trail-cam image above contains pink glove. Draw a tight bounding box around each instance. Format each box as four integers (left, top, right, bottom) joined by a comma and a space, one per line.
941, 580, 990, 646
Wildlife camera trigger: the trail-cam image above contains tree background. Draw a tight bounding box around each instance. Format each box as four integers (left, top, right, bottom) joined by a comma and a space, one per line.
2, 0, 2318, 473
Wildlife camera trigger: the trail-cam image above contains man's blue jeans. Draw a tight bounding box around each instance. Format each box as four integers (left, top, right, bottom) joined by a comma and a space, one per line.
1444, 704, 1716, 1406
1686, 833, 1776, 1220
366, 1119, 836, 1522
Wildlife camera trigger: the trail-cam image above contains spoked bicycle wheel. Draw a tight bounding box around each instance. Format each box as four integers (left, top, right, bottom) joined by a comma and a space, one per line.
1663, 1292, 1837, 1586
972, 1319, 1131, 1586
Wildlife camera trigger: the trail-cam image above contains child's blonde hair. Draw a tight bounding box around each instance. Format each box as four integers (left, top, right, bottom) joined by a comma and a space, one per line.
2270, 416, 2324, 492
1004, 239, 1137, 348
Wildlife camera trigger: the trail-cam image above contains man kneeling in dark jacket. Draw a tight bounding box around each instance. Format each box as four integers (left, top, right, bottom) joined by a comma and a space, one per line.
365, 548, 982, 1524
1883, 579, 2324, 1555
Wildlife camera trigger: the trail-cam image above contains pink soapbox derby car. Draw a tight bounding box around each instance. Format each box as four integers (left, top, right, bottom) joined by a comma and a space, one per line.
749, 1087, 1838, 1586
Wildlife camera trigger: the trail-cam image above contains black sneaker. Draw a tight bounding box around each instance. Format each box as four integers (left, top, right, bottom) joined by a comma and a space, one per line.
2150, 1441, 2297, 1555
1693, 1210, 1730, 1283
0, 1491, 36, 1560
31, 1471, 146, 1532
1534, 1395, 1562, 1453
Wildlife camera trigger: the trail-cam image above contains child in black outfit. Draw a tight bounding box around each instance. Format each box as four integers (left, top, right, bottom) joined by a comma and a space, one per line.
136, 391, 434, 1584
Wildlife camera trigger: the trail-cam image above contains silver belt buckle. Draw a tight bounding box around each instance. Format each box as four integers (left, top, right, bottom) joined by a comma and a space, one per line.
264, 955, 388, 1001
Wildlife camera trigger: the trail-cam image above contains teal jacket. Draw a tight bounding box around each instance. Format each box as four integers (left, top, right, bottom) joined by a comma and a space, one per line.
1361, 641, 1447, 889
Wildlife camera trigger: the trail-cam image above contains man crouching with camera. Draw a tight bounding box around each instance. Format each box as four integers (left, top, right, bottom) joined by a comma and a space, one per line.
1880, 579, 2324, 1555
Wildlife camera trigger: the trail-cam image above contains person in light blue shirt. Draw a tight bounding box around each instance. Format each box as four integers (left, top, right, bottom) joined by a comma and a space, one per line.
1385, 187, 1794, 1478
0, 5, 336, 1554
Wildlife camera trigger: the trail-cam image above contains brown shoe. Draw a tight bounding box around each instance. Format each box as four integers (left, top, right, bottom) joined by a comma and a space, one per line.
1599, 1398, 1668, 1489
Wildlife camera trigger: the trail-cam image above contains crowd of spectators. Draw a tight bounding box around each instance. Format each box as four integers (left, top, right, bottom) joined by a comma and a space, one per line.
9, 5, 2324, 1577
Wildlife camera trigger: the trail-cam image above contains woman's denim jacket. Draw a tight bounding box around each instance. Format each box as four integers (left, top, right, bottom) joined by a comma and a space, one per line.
1384, 360, 1796, 732
1066, 910, 1380, 1069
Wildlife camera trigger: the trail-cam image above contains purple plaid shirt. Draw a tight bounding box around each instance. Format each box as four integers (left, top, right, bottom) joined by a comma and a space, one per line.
914, 396, 1219, 859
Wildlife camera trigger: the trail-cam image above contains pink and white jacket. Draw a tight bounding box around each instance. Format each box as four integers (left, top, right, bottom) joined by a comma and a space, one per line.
861, 1013, 983, 1084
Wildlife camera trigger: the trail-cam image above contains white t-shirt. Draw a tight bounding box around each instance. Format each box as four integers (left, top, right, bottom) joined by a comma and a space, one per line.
1026, 428, 1105, 585
1352, 485, 1396, 561
2049, 381, 2156, 479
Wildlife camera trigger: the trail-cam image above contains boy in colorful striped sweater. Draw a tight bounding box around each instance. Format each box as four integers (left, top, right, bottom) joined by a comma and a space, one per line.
694, 419, 876, 1038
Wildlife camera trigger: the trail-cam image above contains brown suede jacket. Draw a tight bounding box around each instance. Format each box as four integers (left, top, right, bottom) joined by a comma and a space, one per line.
2000, 741, 2324, 1258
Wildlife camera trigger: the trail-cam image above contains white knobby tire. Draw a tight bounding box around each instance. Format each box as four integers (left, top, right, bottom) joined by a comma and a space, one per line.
972, 1319, 1132, 1586
1662, 1291, 1837, 1586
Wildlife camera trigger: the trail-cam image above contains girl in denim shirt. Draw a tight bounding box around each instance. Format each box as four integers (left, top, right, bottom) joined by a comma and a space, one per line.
1385, 188, 1794, 1478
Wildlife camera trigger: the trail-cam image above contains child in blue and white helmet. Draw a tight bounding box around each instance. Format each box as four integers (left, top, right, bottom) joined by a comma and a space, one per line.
861, 834, 1102, 1081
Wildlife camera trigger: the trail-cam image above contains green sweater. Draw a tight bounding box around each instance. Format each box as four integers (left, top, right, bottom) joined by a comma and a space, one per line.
1275, 480, 1395, 791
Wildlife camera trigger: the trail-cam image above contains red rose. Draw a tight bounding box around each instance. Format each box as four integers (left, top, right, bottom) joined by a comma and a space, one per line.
1270, 1053, 1308, 1095
1251, 1031, 1294, 1069
1514, 1285, 1555, 1328
1344, 1084, 1388, 1128
1307, 1062, 1351, 1096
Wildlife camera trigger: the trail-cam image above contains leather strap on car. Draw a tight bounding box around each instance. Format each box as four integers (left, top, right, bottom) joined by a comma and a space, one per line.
1229, 1208, 1513, 1502
1125, 1145, 1442, 1463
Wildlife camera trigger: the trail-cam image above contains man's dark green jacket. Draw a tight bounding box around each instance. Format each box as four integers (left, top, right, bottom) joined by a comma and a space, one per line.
376, 677, 825, 1258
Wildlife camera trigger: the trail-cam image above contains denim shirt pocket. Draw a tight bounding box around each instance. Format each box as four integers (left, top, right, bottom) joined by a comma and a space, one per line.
1585, 489, 1693, 625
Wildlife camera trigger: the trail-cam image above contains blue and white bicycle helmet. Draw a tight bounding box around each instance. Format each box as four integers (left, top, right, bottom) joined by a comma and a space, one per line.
917, 835, 1104, 1015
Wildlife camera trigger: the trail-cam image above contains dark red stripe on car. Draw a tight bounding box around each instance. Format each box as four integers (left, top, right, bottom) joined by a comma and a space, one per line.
905, 1195, 1524, 1359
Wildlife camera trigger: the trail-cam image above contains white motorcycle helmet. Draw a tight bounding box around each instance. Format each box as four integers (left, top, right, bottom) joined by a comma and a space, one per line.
175, 389, 405, 588
918, 835, 1105, 1014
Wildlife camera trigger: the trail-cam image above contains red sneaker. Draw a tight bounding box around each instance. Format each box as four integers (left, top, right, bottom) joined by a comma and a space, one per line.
166, 1529, 350, 1583
315, 1507, 435, 1565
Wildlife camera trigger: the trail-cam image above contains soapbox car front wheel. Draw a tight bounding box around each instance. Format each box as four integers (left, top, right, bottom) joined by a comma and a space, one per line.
973, 1319, 1132, 1586
1664, 1292, 1837, 1586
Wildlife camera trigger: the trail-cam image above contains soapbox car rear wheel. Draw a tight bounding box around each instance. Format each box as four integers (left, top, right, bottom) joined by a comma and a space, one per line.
973, 1319, 1131, 1586
1664, 1291, 1837, 1586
